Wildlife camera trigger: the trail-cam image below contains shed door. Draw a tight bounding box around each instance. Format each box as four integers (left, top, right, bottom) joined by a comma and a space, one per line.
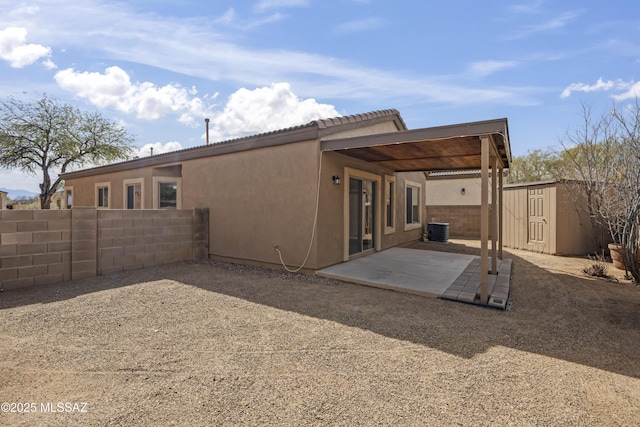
528, 187, 549, 249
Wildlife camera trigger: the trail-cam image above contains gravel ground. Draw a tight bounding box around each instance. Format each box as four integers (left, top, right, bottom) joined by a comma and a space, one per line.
1, 240, 639, 426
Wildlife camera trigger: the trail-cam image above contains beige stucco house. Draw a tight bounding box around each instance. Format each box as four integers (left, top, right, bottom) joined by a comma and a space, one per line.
61, 109, 511, 278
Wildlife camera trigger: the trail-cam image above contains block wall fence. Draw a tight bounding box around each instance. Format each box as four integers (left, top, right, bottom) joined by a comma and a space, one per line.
425, 205, 494, 239
0, 208, 209, 291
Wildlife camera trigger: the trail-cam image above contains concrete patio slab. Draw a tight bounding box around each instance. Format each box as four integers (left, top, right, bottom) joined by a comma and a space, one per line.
317, 248, 476, 297
316, 247, 513, 309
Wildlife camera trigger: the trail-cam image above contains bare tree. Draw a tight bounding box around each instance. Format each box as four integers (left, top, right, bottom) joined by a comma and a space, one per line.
558, 103, 619, 255
0, 95, 135, 209
608, 99, 640, 282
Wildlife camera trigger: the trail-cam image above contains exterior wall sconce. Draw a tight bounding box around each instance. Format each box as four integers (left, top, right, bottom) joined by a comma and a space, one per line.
332, 175, 341, 185
461, 187, 466, 195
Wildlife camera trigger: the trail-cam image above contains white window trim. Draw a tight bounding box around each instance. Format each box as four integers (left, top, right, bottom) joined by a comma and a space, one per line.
64, 186, 73, 209
404, 179, 423, 231
343, 167, 382, 262
153, 176, 182, 209
384, 175, 396, 235
95, 182, 111, 209
123, 178, 145, 210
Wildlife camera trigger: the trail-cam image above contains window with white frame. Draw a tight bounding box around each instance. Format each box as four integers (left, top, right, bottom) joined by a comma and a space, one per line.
384, 175, 395, 234
159, 182, 177, 208
64, 187, 73, 209
123, 178, 144, 209
153, 177, 182, 209
95, 182, 111, 208
405, 180, 422, 230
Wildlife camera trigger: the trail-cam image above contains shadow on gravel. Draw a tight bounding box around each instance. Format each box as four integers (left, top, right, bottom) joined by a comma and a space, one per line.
1, 241, 639, 379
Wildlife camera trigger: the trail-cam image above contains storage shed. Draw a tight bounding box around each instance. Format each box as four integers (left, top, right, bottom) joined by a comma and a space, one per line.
502, 180, 604, 256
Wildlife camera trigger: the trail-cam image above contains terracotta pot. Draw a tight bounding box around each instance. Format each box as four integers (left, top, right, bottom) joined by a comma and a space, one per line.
609, 243, 625, 270
608, 243, 640, 270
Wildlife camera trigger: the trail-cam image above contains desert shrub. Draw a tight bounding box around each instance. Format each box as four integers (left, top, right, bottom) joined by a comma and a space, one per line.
582, 254, 610, 278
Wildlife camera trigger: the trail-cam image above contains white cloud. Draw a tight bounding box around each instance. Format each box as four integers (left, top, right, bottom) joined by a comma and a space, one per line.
560, 78, 632, 99
612, 82, 640, 101
138, 141, 184, 157
8, 5, 40, 17
42, 58, 57, 69
54, 66, 215, 124
1, 0, 532, 106
255, 0, 308, 12
469, 60, 519, 77
208, 83, 339, 141
509, 10, 583, 39
214, 7, 283, 30
334, 17, 385, 34
508, 1, 544, 14
0, 27, 51, 68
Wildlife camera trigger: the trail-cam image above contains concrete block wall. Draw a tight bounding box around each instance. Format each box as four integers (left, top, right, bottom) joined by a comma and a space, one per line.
0, 210, 72, 291
426, 205, 493, 239
0, 208, 208, 291
97, 209, 196, 276
193, 208, 209, 261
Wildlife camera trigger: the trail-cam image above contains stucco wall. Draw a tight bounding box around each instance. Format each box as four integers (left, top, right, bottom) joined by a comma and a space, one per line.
425, 175, 497, 206
65, 167, 156, 210
321, 121, 400, 140
182, 139, 320, 268
63, 119, 428, 270
316, 151, 425, 269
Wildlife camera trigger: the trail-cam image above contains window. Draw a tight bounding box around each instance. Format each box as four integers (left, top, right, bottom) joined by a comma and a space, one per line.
64, 187, 73, 209
95, 182, 111, 209
98, 187, 108, 207
123, 178, 144, 209
159, 182, 177, 208
405, 180, 422, 231
153, 177, 182, 209
384, 175, 395, 234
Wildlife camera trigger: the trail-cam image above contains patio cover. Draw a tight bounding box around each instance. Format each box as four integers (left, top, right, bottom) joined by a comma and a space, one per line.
321, 118, 511, 304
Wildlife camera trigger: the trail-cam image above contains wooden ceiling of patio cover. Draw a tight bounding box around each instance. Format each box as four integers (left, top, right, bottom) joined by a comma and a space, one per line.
332, 135, 487, 172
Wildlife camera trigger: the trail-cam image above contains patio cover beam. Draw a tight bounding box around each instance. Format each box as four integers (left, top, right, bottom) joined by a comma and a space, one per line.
480, 136, 490, 303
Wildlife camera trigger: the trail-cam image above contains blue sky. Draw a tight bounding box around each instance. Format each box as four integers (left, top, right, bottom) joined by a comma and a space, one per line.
1, 0, 639, 193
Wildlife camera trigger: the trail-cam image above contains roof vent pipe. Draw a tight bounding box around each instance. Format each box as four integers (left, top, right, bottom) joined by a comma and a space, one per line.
205, 118, 210, 145
150, 147, 153, 156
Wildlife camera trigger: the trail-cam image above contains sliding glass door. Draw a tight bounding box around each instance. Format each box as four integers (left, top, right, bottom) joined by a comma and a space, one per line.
349, 177, 376, 256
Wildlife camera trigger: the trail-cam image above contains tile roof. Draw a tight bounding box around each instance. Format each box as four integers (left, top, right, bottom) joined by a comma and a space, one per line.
314, 109, 406, 130
426, 169, 510, 178
61, 109, 405, 179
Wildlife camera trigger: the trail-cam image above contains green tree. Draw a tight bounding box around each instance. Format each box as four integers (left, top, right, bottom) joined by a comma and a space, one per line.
507, 148, 562, 184
0, 95, 135, 209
